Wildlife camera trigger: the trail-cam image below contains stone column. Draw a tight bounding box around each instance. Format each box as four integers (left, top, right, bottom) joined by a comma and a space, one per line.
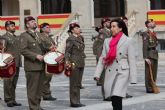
19, 0, 24, 31
37, 0, 41, 15
19, 0, 41, 31
71, 0, 94, 28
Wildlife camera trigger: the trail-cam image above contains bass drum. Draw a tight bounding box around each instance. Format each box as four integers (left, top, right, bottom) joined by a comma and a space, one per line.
0, 53, 16, 78
44, 51, 64, 74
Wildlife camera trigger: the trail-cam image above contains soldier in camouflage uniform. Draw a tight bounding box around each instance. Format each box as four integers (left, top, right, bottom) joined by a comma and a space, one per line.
1, 21, 22, 107
20, 16, 45, 110
65, 23, 86, 107
141, 19, 159, 93
93, 18, 111, 101
40, 23, 57, 101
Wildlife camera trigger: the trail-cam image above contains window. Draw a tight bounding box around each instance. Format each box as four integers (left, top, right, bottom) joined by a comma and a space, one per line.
158, 40, 165, 52
41, 0, 71, 14
94, 0, 125, 18
150, 0, 165, 10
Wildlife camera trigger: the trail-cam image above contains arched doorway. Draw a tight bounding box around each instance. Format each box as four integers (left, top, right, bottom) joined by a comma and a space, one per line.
150, 0, 165, 10
94, 0, 125, 18
41, 0, 71, 14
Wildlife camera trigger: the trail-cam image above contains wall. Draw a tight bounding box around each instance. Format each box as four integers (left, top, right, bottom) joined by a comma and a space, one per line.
127, 0, 150, 28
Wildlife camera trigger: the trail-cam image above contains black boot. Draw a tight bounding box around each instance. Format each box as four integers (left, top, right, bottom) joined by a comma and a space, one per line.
111, 96, 122, 110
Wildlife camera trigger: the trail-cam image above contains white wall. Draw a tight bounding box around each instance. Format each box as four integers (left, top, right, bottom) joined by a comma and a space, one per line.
71, 0, 94, 28
127, 0, 150, 28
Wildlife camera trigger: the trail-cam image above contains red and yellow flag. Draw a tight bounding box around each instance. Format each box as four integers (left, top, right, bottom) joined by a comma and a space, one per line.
147, 10, 165, 25
0, 16, 20, 30
38, 13, 70, 29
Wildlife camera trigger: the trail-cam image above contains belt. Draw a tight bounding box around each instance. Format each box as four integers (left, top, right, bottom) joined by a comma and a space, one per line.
148, 47, 156, 50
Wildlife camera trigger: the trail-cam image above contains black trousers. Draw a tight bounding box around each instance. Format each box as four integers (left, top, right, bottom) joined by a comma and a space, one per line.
111, 96, 122, 110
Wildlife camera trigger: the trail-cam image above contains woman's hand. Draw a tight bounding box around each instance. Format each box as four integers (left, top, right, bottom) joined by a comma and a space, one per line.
94, 77, 100, 81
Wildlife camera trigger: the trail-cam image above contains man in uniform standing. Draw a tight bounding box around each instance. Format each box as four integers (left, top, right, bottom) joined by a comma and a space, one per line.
20, 16, 45, 110
40, 23, 57, 101
93, 18, 111, 101
1, 21, 22, 107
101, 18, 111, 38
141, 19, 159, 93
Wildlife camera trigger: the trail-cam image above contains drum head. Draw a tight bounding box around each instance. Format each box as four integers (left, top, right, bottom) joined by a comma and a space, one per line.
44, 52, 62, 65
0, 53, 12, 67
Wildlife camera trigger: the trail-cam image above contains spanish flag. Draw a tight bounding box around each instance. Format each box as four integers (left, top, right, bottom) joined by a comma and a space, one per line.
147, 10, 165, 25
0, 16, 20, 30
38, 13, 70, 29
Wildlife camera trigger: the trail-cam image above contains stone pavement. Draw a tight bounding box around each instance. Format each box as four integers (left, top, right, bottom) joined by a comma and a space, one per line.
0, 62, 165, 110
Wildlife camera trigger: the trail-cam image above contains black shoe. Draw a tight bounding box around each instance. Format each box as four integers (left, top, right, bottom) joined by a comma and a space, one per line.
126, 93, 133, 98
43, 96, 57, 101
70, 103, 85, 107
96, 82, 102, 86
146, 90, 154, 93
80, 86, 85, 89
103, 97, 111, 101
7, 102, 14, 107
13, 101, 22, 106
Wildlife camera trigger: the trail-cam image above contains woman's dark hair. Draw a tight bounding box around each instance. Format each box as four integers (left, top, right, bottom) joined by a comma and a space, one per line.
68, 23, 80, 34
40, 23, 49, 33
110, 18, 128, 36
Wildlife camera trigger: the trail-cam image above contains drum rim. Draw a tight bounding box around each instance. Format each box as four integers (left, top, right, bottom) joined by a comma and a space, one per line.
0, 52, 14, 67
43, 51, 64, 65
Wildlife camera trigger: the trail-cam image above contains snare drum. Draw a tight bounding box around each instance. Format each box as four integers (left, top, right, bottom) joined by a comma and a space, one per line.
0, 53, 16, 78
44, 51, 64, 74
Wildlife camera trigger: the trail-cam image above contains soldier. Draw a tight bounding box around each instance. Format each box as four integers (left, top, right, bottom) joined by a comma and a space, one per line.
93, 26, 104, 63
121, 16, 128, 27
20, 16, 45, 110
40, 23, 57, 101
1, 21, 22, 107
141, 19, 159, 93
65, 23, 86, 107
101, 18, 111, 38
93, 18, 111, 101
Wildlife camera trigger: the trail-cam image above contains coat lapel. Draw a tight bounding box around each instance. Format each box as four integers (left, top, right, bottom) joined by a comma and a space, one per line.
117, 34, 127, 50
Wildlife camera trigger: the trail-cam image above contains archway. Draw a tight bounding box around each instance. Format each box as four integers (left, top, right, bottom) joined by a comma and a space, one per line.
94, 0, 125, 18
41, 0, 71, 14
150, 0, 165, 10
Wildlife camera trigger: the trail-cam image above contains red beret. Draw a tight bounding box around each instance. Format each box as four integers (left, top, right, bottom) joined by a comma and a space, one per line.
101, 18, 111, 26
24, 16, 35, 24
68, 23, 80, 33
5, 21, 15, 27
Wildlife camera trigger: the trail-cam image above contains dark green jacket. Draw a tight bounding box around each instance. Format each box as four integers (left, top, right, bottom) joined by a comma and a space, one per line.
141, 31, 158, 60
20, 30, 45, 71
65, 35, 86, 68
40, 33, 56, 52
1, 32, 21, 67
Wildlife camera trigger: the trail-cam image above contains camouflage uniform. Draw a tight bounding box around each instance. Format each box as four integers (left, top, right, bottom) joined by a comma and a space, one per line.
141, 30, 158, 92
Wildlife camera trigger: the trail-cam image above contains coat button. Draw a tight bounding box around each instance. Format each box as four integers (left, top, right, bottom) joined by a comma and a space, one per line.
116, 69, 118, 71
109, 69, 111, 72
119, 53, 122, 55
116, 60, 118, 63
